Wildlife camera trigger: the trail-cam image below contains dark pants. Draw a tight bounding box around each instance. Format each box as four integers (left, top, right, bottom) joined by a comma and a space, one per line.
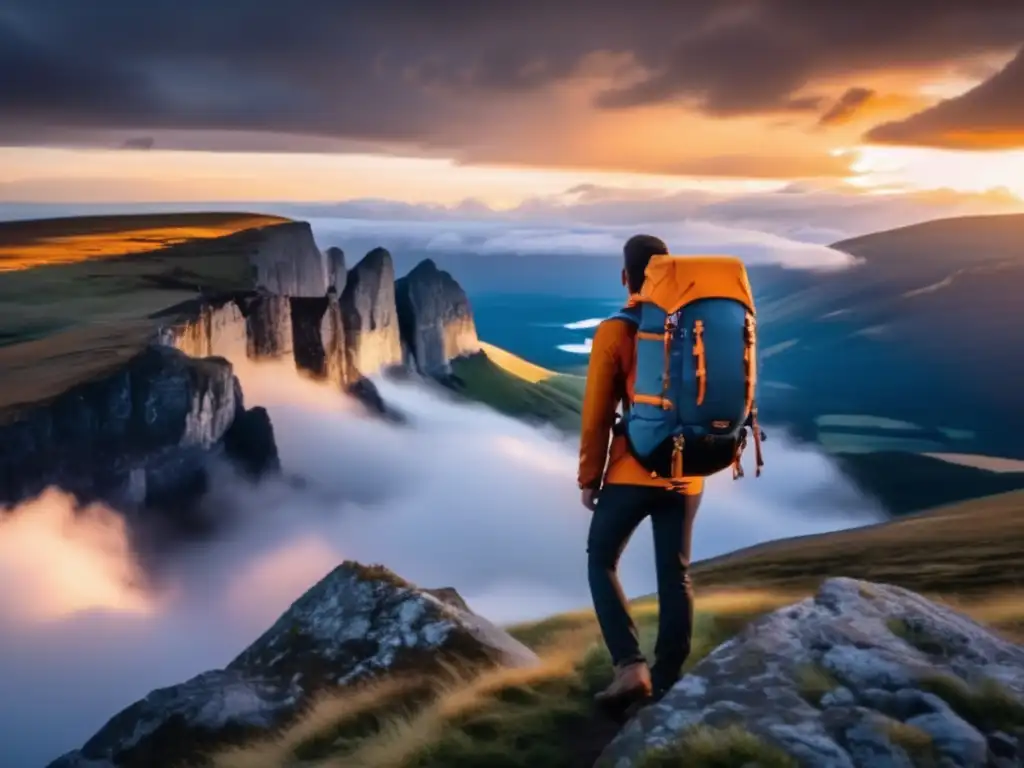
587, 483, 701, 693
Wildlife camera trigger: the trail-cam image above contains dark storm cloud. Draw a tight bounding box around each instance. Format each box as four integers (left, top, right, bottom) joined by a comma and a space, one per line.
818, 87, 876, 126
2, 0, 1024, 151
865, 47, 1024, 149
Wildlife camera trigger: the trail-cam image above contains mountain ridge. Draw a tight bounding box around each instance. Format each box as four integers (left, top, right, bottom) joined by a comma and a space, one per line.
0, 214, 481, 520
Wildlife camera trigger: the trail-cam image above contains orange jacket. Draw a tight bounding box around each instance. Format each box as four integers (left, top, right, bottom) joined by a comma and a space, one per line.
577, 313, 704, 496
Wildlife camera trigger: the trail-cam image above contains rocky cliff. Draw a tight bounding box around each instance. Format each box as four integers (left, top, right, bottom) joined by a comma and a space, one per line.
599, 577, 1024, 768
0, 343, 278, 515
325, 245, 347, 292
338, 247, 404, 377
48, 562, 538, 768
247, 220, 332, 297
396, 258, 480, 374
0, 216, 477, 516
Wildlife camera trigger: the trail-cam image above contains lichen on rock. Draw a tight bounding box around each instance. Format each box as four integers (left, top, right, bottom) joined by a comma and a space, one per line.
599, 577, 1024, 768
48, 561, 538, 768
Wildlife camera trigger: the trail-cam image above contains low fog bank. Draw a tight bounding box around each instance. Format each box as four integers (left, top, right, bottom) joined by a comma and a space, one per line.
0, 360, 883, 766
307, 214, 859, 274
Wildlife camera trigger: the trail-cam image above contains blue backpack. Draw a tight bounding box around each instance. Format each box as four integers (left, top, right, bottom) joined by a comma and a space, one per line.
612, 254, 765, 482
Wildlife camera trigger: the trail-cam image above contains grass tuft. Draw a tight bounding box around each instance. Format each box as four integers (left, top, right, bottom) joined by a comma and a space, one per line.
634, 724, 798, 768
886, 618, 950, 656
795, 664, 839, 707
206, 586, 1024, 768
880, 719, 938, 767
919, 673, 1024, 734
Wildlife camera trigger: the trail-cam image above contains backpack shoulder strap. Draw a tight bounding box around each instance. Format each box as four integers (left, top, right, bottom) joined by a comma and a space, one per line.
609, 305, 641, 326
607, 305, 641, 427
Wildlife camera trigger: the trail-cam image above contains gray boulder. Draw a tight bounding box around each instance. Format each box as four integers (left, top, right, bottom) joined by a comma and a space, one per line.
599, 577, 1024, 768
48, 562, 538, 768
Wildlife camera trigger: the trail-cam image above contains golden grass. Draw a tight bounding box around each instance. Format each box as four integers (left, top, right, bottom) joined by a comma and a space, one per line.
207, 629, 598, 768
211, 677, 424, 768
204, 578, 1024, 768
478, 341, 556, 383
0, 213, 287, 271
692, 490, 1024, 597
334, 633, 594, 768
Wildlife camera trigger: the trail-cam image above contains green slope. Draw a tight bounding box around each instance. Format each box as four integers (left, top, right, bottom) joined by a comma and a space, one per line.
446, 352, 584, 432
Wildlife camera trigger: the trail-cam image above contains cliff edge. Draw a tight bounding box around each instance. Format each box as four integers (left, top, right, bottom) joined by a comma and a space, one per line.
0, 214, 480, 515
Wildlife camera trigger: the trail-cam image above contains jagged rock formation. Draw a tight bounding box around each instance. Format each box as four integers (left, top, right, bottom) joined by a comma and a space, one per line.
239, 294, 294, 360
599, 577, 1024, 768
0, 345, 275, 512
168, 299, 248, 360
169, 246, 475, 388
1, 218, 476, 514
325, 245, 347, 292
339, 247, 403, 377
248, 220, 331, 297
289, 295, 349, 385
48, 562, 538, 768
396, 258, 480, 374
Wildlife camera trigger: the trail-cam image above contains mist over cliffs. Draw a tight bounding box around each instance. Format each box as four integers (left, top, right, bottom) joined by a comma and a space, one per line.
0, 218, 481, 521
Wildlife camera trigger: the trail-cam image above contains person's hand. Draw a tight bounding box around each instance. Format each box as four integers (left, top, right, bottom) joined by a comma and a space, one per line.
581, 487, 600, 511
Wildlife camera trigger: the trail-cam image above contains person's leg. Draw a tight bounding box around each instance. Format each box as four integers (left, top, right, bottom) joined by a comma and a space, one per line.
649, 488, 701, 697
587, 484, 650, 669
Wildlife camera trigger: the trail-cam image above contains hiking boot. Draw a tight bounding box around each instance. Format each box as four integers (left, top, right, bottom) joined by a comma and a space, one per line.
594, 661, 652, 710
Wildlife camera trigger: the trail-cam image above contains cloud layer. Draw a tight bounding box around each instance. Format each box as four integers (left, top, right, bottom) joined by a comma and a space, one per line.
0, 357, 883, 766
867, 47, 1024, 149
3, 1, 1024, 169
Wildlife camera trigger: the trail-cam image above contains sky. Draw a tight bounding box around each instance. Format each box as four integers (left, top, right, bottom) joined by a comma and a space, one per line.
2, 1, 1024, 210
0, 359, 882, 767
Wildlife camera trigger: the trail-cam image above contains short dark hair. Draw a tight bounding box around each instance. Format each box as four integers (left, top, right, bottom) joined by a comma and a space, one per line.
623, 234, 668, 293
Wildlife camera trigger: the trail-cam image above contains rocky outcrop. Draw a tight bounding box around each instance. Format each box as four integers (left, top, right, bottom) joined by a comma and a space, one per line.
248, 221, 330, 297
396, 258, 480, 374
238, 294, 293, 359
325, 245, 347, 292
168, 299, 248, 360
48, 562, 538, 768
0, 345, 275, 513
166, 246, 476, 386
599, 578, 1024, 768
289, 295, 349, 385
0, 222, 476, 516
339, 247, 403, 377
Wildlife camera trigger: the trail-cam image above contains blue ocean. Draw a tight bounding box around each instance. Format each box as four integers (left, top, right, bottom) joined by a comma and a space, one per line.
467, 292, 625, 374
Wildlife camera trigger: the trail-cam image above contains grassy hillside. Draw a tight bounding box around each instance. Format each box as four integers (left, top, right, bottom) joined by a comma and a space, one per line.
447, 347, 585, 432
209, 490, 1024, 768
0, 212, 289, 348
752, 212, 1024, 462
691, 489, 1024, 597
0, 212, 287, 272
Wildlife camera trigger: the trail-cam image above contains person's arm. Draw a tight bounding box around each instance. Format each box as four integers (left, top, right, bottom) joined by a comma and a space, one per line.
578, 320, 624, 494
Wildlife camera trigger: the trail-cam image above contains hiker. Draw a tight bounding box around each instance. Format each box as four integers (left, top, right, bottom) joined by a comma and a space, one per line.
579, 234, 762, 710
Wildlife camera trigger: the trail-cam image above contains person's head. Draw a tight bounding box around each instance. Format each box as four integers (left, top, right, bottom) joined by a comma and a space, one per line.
622, 234, 668, 293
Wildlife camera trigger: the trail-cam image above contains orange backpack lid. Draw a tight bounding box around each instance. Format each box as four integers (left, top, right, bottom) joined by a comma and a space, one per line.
638, 254, 755, 314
